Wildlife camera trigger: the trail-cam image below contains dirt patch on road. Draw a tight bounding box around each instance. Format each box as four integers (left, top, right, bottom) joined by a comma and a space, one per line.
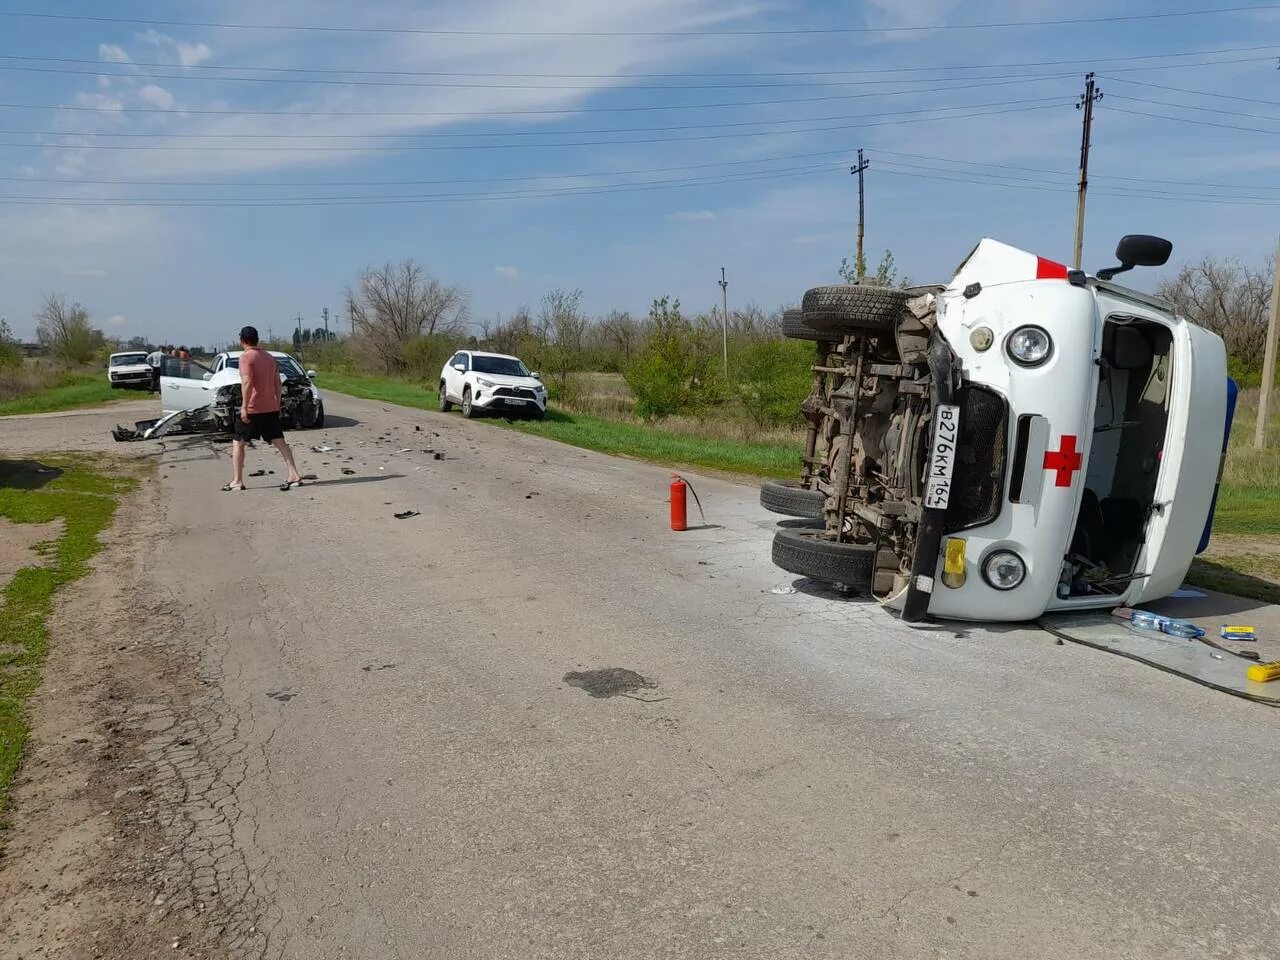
0, 515, 63, 592
0, 474, 233, 959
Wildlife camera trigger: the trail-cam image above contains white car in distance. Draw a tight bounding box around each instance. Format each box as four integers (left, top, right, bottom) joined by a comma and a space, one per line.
107, 351, 155, 390
438, 350, 547, 419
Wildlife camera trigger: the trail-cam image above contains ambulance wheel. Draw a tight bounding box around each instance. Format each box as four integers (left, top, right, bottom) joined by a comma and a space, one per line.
772, 526, 875, 588
780, 309, 828, 342
801, 285, 912, 335
759, 479, 825, 519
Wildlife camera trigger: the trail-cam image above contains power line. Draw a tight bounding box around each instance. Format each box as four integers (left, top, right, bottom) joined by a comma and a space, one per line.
2, 6, 1276, 37
0, 162, 845, 207
0, 77, 1070, 120
0, 53, 1273, 91
875, 163, 1280, 205
1, 44, 1272, 79
0, 101, 1071, 152
1099, 75, 1280, 106
1106, 104, 1280, 135
1110, 93, 1280, 121
3, 95, 1068, 140
0, 147, 865, 188
872, 149, 1280, 191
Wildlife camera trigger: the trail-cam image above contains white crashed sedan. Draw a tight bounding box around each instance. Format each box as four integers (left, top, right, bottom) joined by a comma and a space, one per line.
438, 350, 547, 419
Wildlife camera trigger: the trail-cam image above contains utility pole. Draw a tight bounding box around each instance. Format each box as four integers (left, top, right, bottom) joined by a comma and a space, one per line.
1073, 72, 1103, 270
851, 148, 870, 280
1256, 236, 1280, 449
718, 267, 729, 378
322, 306, 330, 340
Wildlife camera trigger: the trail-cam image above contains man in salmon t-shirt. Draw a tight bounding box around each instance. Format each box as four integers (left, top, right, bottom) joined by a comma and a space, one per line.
223, 325, 304, 492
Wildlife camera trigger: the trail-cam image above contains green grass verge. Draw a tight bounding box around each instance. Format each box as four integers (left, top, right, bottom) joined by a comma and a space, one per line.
1186, 556, 1280, 606
1210, 485, 1280, 537
0, 373, 126, 417
320, 372, 800, 478
0, 458, 138, 830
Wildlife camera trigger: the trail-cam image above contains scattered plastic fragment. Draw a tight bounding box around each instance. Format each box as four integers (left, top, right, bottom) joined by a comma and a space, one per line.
341, 468, 355, 475
1221, 625, 1257, 641
311, 445, 334, 453
393, 510, 419, 519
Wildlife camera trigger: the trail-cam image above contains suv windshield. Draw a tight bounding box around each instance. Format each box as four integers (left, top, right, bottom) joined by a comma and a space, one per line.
110, 353, 147, 366
472, 355, 529, 377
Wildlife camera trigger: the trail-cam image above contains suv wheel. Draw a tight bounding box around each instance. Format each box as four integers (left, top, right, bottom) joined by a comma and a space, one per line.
801, 285, 912, 335
439, 382, 453, 412
461, 387, 476, 419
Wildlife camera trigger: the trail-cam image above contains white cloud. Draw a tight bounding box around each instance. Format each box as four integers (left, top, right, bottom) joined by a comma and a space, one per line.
139, 85, 175, 110
176, 42, 213, 67
106, 314, 128, 328
136, 28, 174, 47
72, 92, 124, 112
667, 210, 718, 222
494, 266, 519, 279
98, 43, 131, 64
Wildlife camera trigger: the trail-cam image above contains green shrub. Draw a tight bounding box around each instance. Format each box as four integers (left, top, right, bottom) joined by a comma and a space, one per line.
624, 297, 723, 420
731, 338, 814, 428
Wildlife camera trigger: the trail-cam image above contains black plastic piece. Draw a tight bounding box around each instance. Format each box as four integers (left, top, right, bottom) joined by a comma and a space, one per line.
963, 282, 982, 299
1067, 269, 1087, 286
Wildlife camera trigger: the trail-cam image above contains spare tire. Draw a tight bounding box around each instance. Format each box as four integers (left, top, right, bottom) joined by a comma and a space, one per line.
772, 526, 874, 587
801, 285, 912, 335
760, 479, 825, 519
780, 309, 828, 342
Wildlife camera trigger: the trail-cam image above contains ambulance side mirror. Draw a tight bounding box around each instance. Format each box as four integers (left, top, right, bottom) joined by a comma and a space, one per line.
1097, 235, 1172, 280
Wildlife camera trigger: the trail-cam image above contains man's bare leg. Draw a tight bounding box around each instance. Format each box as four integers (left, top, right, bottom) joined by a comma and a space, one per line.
231, 439, 246, 487
271, 437, 302, 484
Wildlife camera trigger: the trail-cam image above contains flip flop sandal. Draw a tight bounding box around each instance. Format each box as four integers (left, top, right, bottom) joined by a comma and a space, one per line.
221, 482, 246, 492
279, 480, 305, 491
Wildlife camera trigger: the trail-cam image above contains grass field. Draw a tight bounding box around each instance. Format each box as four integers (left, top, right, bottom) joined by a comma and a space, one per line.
0, 371, 124, 417
320, 372, 801, 477
0, 457, 138, 832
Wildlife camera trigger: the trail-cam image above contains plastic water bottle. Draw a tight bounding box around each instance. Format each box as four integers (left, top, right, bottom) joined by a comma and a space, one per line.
1128, 609, 1205, 639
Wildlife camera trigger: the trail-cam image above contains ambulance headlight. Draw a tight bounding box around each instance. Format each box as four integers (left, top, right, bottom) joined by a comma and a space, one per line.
1006, 325, 1052, 367
982, 550, 1026, 591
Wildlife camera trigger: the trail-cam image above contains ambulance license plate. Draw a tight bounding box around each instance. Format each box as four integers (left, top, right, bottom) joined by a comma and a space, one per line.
924, 404, 960, 510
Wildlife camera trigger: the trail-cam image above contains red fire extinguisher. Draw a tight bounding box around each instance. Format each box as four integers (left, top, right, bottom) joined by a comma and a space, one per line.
670, 475, 687, 531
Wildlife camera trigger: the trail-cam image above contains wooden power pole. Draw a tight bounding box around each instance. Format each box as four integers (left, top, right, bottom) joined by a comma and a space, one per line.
718, 267, 729, 377
1073, 73, 1103, 270
851, 148, 870, 280
1256, 236, 1280, 449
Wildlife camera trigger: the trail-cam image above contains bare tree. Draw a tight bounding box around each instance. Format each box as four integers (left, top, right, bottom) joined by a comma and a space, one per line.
1157, 255, 1273, 371
540, 288, 586, 398
345, 260, 467, 373
35, 293, 101, 362
597, 309, 641, 366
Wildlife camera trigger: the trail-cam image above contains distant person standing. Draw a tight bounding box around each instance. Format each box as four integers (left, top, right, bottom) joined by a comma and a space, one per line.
178, 345, 190, 360
223, 326, 304, 492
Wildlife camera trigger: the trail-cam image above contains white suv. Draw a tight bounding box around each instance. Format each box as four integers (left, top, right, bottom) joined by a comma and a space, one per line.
439, 350, 547, 420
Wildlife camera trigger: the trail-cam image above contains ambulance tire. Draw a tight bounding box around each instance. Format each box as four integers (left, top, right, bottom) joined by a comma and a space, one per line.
759, 479, 825, 519
801, 285, 912, 335
771, 526, 875, 588
780, 309, 828, 342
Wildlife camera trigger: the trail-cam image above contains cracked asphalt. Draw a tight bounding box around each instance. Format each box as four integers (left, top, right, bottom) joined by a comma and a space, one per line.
8, 392, 1280, 959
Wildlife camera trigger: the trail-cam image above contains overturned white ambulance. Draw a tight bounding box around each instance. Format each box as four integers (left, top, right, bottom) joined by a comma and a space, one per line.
767, 236, 1236, 623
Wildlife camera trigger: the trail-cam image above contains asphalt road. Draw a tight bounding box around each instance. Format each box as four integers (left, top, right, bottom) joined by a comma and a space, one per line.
6, 393, 1280, 959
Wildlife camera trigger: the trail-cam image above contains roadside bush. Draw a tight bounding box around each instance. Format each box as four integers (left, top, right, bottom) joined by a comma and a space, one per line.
0, 319, 20, 369
731, 338, 814, 428
401, 333, 457, 384
624, 297, 723, 420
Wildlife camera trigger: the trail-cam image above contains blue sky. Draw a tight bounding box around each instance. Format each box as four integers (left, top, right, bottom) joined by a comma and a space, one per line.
1, 0, 1279, 344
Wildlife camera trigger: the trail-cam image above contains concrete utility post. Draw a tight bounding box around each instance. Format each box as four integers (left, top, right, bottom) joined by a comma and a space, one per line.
718, 267, 729, 377
1256, 236, 1280, 449
851, 148, 869, 281
1073, 73, 1103, 271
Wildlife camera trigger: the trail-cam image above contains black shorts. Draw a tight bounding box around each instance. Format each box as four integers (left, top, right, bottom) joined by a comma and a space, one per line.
234, 411, 284, 442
